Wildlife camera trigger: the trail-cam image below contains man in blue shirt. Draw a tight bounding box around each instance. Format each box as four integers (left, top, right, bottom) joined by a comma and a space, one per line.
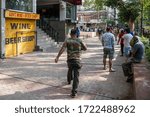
131, 36, 144, 62
76, 27, 80, 38
122, 36, 144, 82
102, 27, 115, 72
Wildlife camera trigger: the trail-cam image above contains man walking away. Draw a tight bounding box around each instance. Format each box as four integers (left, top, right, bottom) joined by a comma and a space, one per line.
102, 27, 115, 72
55, 29, 87, 98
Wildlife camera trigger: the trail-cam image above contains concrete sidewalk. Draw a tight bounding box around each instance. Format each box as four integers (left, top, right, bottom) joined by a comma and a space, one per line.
0, 37, 133, 100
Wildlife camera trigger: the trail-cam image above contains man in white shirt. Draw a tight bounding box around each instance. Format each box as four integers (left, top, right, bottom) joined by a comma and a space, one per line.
122, 28, 133, 62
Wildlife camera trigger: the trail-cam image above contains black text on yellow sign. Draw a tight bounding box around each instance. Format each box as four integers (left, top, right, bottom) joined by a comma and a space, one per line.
5, 36, 34, 45
5, 18, 36, 57
6, 22, 34, 44
10, 23, 31, 29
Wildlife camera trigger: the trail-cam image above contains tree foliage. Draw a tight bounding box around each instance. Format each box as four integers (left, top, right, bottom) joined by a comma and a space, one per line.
105, 0, 141, 23
83, 0, 104, 11
84, 0, 141, 23
83, 0, 94, 10
83, 0, 149, 31
143, 0, 150, 25
119, 1, 141, 22
104, 0, 123, 8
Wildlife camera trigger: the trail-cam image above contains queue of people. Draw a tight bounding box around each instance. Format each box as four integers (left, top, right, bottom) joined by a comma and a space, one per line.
116, 27, 144, 82
101, 26, 144, 83
55, 25, 145, 98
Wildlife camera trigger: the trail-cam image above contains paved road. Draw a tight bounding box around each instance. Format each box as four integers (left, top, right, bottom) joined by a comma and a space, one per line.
0, 37, 133, 100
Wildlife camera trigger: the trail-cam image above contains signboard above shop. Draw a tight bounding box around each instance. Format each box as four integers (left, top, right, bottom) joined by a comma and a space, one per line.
5, 10, 40, 20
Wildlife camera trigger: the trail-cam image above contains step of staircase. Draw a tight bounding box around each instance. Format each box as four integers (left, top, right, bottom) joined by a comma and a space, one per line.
36, 27, 60, 52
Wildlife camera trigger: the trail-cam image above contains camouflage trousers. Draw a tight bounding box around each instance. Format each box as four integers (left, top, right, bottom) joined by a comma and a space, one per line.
67, 59, 82, 94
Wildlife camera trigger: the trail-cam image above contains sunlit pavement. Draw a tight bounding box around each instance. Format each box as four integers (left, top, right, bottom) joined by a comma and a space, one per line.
0, 37, 133, 100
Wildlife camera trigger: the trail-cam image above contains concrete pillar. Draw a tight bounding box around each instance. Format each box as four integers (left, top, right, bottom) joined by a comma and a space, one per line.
33, 0, 37, 13
72, 5, 77, 22
0, 0, 5, 58
60, 1, 66, 21
33, 0, 38, 50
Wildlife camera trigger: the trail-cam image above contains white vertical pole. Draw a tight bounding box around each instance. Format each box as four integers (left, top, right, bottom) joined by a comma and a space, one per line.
32, 0, 38, 49
33, 0, 37, 13
60, 1, 66, 21
0, 0, 5, 58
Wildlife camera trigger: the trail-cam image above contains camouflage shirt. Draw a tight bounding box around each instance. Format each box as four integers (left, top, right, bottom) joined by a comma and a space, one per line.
62, 38, 86, 60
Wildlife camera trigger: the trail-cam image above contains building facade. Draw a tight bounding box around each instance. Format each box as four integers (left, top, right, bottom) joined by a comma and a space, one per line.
77, 3, 117, 31
37, 0, 81, 42
0, 0, 81, 58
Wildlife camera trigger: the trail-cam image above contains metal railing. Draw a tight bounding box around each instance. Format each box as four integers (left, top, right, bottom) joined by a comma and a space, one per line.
37, 19, 59, 44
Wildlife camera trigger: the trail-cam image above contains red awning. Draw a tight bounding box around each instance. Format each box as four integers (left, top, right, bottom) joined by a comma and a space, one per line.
66, 0, 82, 5
74, 0, 82, 5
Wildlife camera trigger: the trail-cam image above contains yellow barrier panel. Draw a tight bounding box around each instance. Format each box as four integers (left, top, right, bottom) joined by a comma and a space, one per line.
5, 18, 36, 57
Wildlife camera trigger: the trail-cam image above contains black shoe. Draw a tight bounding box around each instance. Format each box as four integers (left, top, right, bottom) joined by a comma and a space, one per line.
126, 78, 131, 82
126, 76, 133, 83
70, 93, 77, 98
67, 78, 73, 85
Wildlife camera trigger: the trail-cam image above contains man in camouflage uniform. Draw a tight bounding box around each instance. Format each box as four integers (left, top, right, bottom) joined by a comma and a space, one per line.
55, 29, 87, 98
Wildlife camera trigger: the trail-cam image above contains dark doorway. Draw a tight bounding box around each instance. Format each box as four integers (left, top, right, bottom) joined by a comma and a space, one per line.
37, 4, 60, 21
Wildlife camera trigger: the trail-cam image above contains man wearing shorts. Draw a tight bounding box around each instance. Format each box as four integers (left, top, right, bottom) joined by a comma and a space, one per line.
102, 27, 115, 72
